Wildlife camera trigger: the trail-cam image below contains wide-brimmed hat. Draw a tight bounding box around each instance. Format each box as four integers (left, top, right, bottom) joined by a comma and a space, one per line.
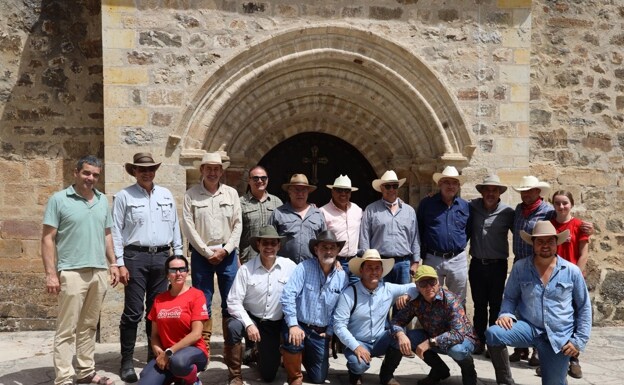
372, 170, 406, 192
326, 175, 358, 192
476, 174, 508, 194
520, 220, 569, 246
249, 225, 286, 253
414, 265, 438, 282
348, 249, 394, 278
282, 173, 317, 192
200, 152, 230, 170
124, 152, 161, 176
308, 230, 345, 255
432, 166, 466, 185
512, 176, 550, 197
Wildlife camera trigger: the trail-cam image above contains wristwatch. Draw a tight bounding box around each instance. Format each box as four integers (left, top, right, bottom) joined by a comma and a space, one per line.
429, 338, 437, 347
165, 348, 173, 358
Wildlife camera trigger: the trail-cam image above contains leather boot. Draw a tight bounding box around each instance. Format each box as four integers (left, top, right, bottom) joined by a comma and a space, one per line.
119, 326, 138, 383
487, 345, 515, 385
379, 347, 403, 385
281, 349, 303, 385
202, 318, 213, 357
224, 343, 244, 385
418, 350, 450, 385
455, 355, 477, 385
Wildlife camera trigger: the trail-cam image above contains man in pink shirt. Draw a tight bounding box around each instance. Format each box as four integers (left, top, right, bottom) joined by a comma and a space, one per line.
320, 175, 363, 283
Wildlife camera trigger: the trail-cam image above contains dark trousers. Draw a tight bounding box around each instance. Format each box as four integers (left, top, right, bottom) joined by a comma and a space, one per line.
138, 346, 207, 385
468, 258, 508, 343
226, 315, 283, 382
190, 248, 238, 317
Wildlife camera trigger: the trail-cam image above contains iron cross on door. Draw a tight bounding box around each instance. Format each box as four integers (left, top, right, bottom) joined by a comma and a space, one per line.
302, 145, 328, 185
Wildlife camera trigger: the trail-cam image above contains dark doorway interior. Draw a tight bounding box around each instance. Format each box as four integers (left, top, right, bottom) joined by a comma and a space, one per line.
259, 132, 379, 208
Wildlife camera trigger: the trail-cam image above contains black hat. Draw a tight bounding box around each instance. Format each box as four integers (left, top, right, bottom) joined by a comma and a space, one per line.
308, 230, 346, 256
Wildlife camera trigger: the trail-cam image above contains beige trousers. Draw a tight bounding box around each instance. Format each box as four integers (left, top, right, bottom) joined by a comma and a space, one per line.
53, 268, 108, 385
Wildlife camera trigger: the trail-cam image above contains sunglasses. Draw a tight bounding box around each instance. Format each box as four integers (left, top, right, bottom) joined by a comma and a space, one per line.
135, 166, 158, 173
417, 279, 438, 288
168, 267, 189, 274
382, 184, 400, 190
251, 176, 268, 182
333, 188, 352, 194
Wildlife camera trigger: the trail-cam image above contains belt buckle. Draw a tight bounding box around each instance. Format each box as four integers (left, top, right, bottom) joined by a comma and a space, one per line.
148, 246, 158, 253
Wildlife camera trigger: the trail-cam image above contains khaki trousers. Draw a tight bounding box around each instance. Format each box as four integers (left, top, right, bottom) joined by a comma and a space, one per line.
53, 268, 108, 385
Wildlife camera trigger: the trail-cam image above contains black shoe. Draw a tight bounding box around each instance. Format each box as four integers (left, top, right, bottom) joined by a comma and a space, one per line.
472, 345, 485, 355
349, 372, 363, 385
120, 366, 138, 383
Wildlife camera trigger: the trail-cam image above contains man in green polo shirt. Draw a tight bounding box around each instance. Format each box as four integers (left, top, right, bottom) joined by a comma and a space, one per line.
41, 155, 119, 385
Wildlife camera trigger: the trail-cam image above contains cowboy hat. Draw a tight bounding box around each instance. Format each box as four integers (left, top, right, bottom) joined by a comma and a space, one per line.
512, 176, 550, 197
476, 174, 508, 194
308, 230, 345, 255
200, 152, 230, 170
372, 170, 406, 192
124, 152, 161, 176
520, 220, 569, 246
326, 174, 358, 191
282, 173, 317, 192
414, 265, 438, 282
432, 166, 466, 185
348, 249, 394, 278
249, 225, 286, 253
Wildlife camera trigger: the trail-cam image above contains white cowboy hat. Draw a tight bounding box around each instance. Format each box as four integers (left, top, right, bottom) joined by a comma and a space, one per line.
372, 170, 406, 192
432, 166, 466, 185
475, 174, 508, 194
282, 173, 317, 192
348, 249, 395, 278
512, 176, 550, 197
200, 152, 230, 170
326, 175, 358, 191
520, 220, 569, 246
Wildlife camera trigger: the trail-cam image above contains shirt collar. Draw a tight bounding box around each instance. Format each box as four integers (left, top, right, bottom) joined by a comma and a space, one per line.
67, 185, 101, 200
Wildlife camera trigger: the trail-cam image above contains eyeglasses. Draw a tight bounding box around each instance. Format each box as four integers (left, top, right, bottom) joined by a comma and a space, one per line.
168, 267, 189, 274
136, 166, 158, 173
333, 188, 352, 194
260, 239, 279, 246
251, 176, 268, 182
417, 279, 438, 288
382, 184, 400, 190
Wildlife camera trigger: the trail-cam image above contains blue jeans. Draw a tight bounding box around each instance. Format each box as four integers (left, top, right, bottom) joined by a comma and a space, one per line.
281, 323, 330, 383
394, 329, 475, 362
138, 346, 207, 385
344, 330, 393, 375
486, 321, 570, 385
339, 258, 360, 285
190, 248, 238, 317
384, 259, 411, 285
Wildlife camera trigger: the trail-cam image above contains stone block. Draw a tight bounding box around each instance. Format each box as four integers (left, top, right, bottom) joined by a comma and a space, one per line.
0, 239, 22, 258
600, 270, 624, 304
104, 86, 131, 107
558, 170, 609, 187
103, 29, 136, 49
104, 67, 149, 85
500, 103, 528, 122
0, 220, 41, 240
616, 96, 624, 111
510, 84, 529, 102
497, 0, 532, 8
139, 31, 182, 47
501, 28, 530, 48
146, 90, 184, 106
547, 17, 593, 28
499, 65, 530, 83
105, 107, 148, 127
495, 137, 528, 156
530, 109, 552, 125
369, 6, 403, 20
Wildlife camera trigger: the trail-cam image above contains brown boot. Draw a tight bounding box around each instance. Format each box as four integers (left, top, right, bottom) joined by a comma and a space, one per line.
202, 318, 213, 365
224, 343, 244, 385
281, 349, 303, 385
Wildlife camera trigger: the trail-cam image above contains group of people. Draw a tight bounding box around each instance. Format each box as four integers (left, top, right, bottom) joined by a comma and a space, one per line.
41, 152, 592, 385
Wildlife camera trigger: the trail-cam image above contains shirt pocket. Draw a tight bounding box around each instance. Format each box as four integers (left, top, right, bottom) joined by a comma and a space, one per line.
129, 203, 146, 225
220, 202, 234, 219
520, 281, 541, 303
553, 281, 573, 303
157, 200, 174, 222
454, 208, 469, 231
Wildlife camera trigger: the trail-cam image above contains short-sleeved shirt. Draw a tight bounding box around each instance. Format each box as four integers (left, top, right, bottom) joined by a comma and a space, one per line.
551, 217, 589, 266
43, 185, 112, 271
148, 286, 210, 358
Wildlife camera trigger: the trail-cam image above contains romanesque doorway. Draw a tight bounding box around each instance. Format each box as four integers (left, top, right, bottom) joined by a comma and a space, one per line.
259, 132, 378, 208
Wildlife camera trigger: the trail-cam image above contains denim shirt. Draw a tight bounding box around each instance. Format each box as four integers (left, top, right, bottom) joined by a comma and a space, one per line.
281, 258, 348, 336
500, 256, 592, 353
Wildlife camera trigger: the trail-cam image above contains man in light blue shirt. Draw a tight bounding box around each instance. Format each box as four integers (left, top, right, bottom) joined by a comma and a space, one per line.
280, 230, 348, 385
485, 221, 592, 385
112, 152, 183, 382
333, 249, 417, 385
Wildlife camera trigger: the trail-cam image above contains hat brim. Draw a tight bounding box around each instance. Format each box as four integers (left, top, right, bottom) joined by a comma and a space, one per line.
520, 229, 569, 246
433, 173, 466, 185
476, 184, 508, 194
512, 182, 550, 196
282, 183, 317, 192
308, 239, 345, 256
124, 162, 161, 176
249, 235, 286, 253
372, 178, 406, 192
326, 184, 358, 191
348, 257, 395, 278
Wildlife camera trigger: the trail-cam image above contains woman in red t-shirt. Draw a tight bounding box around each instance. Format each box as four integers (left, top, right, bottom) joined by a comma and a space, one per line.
139, 255, 209, 385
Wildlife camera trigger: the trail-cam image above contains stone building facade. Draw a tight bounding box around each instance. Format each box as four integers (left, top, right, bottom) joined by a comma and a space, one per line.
1, 0, 623, 340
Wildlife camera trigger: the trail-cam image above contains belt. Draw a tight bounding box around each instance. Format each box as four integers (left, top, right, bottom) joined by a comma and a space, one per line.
381, 255, 409, 261
249, 313, 282, 324
125, 245, 170, 253
299, 322, 327, 334
427, 249, 462, 259
472, 258, 506, 265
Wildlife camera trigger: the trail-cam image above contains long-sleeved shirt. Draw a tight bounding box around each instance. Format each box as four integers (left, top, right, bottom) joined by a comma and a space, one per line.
320, 200, 362, 257
182, 182, 242, 257
334, 281, 418, 351
512, 200, 554, 261
468, 198, 514, 260
112, 183, 183, 266
499, 256, 592, 353
269, 202, 326, 263
239, 192, 283, 263
359, 199, 420, 262
227, 255, 297, 327
417, 193, 469, 258
281, 258, 348, 336
391, 287, 480, 352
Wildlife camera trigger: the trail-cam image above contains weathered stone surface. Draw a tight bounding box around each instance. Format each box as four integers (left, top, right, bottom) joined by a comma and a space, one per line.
139, 31, 182, 47
370, 6, 402, 20
601, 270, 624, 304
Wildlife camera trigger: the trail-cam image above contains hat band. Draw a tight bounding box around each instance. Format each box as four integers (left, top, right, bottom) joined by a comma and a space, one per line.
135, 156, 155, 163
